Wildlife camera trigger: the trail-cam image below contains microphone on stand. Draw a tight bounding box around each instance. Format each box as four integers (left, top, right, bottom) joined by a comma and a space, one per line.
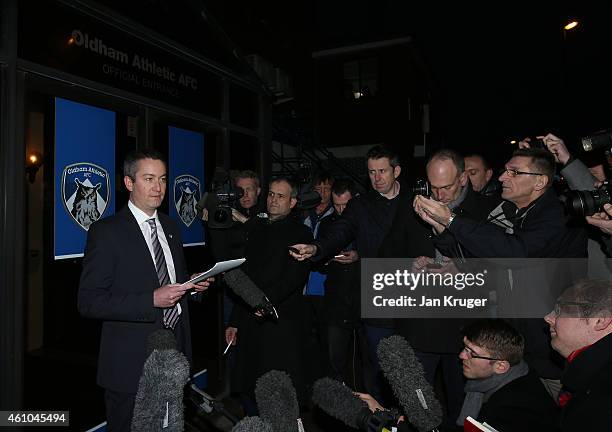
255, 370, 303, 432
131, 330, 190, 432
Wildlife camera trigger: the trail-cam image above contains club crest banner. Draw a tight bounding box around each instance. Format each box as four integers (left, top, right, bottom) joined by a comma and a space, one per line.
54, 98, 115, 259
169, 126, 205, 246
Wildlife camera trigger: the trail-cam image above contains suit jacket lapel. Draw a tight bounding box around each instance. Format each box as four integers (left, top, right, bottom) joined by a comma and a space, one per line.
117, 206, 159, 285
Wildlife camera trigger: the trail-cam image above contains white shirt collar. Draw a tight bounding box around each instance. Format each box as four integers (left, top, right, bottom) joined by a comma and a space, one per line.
128, 200, 158, 226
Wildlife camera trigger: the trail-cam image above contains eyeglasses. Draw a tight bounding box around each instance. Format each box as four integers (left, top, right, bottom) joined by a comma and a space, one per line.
553, 301, 598, 317
500, 168, 544, 177
461, 345, 503, 361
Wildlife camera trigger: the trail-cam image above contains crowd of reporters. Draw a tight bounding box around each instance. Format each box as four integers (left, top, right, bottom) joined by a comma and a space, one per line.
203, 133, 611, 432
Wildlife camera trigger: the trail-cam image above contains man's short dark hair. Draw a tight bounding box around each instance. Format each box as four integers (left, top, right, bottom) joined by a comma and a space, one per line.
332, 179, 355, 196
270, 177, 299, 199
366, 145, 400, 168
512, 148, 556, 186
234, 170, 260, 189
461, 319, 525, 366
558, 279, 612, 318
313, 169, 335, 186
427, 149, 465, 173
124, 148, 166, 179
465, 153, 491, 171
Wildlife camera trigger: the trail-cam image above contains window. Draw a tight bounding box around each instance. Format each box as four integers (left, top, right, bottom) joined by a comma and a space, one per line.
343, 57, 379, 100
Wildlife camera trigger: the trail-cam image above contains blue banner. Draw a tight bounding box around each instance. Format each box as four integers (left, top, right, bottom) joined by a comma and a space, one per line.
169, 126, 205, 246
54, 98, 116, 259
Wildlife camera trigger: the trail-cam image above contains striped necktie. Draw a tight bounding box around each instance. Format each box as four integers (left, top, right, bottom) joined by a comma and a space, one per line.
147, 218, 180, 329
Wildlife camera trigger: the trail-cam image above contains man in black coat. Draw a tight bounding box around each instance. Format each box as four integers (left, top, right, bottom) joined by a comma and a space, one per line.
78, 149, 210, 432
317, 180, 362, 383
464, 153, 501, 198
227, 178, 312, 408
544, 279, 612, 431
456, 319, 558, 431
379, 149, 499, 425
290, 145, 407, 404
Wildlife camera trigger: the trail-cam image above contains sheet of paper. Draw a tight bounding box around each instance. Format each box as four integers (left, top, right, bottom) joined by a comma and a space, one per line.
182, 258, 246, 287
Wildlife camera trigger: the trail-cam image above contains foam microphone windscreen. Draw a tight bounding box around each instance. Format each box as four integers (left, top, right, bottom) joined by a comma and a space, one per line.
131, 348, 190, 432
231, 416, 274, 432
377, 335, 443, 432
255, 370, 300, 432
311, 377, 369, 429
145, 329, 177, 357
224, 268, 267, 308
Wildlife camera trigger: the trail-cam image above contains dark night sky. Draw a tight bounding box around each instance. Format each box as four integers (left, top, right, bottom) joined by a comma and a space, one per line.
205, 0, 612, 160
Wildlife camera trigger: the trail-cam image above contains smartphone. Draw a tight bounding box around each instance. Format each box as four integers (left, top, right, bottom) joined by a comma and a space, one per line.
334, 253, 346, 258
288, 246, 300, 254
425, 263, 443, 270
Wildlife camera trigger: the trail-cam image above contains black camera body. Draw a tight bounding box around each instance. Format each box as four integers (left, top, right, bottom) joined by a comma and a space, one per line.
201, 168, 244, 229
412, 178, 431, 197
562, 182, 611, 217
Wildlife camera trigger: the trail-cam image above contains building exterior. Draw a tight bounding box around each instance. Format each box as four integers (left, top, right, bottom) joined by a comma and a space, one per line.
0, 0, 269, 426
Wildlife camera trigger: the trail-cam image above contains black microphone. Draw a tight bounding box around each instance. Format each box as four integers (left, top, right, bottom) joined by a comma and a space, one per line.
224, 268, 279, 319
131, 331, 190, 432
231, 416, 274, 432
255, 370, 302, 432
312, 377, 401, 431
377, 335, 443, 432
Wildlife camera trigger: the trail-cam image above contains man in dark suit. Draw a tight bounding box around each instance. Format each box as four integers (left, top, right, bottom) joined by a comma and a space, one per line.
78, 148, 210, 432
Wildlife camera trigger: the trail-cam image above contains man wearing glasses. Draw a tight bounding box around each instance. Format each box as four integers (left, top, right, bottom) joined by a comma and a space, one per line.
456, 319, 558, 431
358, 319, 558, 431
544, 279, 612, 431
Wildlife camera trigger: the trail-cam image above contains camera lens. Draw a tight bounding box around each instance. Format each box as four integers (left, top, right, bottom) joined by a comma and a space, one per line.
412, 179, 430, 196
563, 187, 612, 217
213, 207, 230, 224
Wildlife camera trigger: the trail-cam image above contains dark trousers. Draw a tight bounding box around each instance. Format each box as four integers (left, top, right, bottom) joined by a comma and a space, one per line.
105, 389, 136, 432
327, 324, 359, 384
363, 324, 394, 404
415, 351, 465, 425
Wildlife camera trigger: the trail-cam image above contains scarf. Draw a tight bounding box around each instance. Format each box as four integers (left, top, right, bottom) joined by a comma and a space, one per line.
456, 360, 529, 426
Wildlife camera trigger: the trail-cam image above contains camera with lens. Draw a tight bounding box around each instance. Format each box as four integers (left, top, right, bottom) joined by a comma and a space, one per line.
562, 182, 611, 217
196, 167, 243, 229
412, 178, 431, 197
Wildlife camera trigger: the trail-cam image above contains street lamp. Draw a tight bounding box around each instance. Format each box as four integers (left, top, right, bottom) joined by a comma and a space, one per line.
564, 20, 579, 31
